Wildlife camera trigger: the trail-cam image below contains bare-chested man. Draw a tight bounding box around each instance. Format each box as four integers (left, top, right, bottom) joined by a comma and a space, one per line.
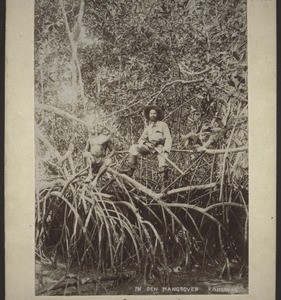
83, 126, 115, 187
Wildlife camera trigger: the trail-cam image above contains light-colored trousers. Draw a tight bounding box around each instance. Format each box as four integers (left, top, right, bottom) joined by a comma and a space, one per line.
129, 144, 168, 168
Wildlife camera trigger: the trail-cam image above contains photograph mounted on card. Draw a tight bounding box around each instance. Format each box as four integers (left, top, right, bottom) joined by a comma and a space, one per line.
5, 0, 276, 299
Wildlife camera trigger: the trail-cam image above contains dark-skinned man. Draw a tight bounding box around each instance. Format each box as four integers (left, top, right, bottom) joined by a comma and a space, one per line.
83, 125, 115, 187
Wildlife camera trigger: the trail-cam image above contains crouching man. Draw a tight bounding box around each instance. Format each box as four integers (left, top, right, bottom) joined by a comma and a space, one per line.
83, 125, 115, 187
121, 105, 172, 183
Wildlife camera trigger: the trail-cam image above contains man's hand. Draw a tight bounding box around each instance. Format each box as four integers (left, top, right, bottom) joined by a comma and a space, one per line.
144, 141, 154, 150
82, 151, 92, 159
161, 147, 169, 154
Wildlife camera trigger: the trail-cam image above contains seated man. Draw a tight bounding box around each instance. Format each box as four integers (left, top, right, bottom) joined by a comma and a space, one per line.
121, 105, 172, 179
83, 125, 115, 187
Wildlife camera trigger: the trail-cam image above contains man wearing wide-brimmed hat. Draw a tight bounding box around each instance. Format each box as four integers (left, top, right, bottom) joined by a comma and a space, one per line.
120, 105, 172, 178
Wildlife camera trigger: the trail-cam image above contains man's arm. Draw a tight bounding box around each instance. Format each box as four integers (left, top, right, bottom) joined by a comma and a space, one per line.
82, 140, 91, 162
84, 140, 91, 152
162, 123, 172, 153
106, 139, 115, 159
138, 126, 149, 144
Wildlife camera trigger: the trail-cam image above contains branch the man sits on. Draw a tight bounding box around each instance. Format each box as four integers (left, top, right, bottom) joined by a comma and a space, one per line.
121, 105, 172, 181
83, 125, 115, 187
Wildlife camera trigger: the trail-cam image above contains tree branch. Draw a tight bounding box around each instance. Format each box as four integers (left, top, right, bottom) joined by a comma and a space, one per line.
116, 146, 248, 155
35, 103, 88, 126
35, 126, 62, 160
107, 167, 218, 199
184, 145, 248, 154
59, 0, 86, 114
108, 167, 159, 198
166, 182, 218, 196
178, 63, 212, 76
147, 78, 204, 105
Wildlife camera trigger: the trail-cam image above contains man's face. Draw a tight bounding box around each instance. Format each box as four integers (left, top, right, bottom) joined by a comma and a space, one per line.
91, 125, 103, 136
95, 125, 104, 135
149, 109, 158, 122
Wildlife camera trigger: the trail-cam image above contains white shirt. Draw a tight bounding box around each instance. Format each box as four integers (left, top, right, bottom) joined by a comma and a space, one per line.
138, 121, 172, 152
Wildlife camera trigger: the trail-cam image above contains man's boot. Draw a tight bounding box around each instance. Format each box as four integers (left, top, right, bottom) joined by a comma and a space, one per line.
119, 154, 137, 176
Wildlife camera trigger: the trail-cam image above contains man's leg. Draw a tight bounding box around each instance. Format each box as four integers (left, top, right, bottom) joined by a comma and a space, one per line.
91, 158, 112, 187
157, 150, 168, 190
119, 144, 150, 176
83, 151, 94, 182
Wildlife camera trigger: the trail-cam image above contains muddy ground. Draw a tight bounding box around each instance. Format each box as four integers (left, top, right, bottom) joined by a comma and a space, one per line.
35, 260, 248, 296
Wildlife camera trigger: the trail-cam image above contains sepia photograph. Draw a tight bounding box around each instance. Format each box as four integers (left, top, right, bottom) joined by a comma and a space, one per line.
33, 0, 249, 296
5, 0, 277, 297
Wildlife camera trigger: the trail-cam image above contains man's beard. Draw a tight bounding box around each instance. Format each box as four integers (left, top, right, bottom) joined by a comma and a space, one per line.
149, 117, 157, 122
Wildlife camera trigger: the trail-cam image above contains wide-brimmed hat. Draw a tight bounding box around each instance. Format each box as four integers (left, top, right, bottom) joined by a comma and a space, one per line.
143, 105, 164, 121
